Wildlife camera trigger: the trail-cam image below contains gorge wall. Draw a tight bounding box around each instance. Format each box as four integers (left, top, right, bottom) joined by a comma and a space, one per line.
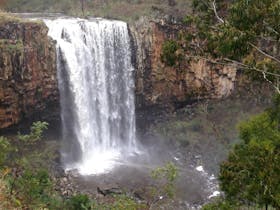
130, 17, 237, 110
0, 15, 237, 129
0, 16, 58, 129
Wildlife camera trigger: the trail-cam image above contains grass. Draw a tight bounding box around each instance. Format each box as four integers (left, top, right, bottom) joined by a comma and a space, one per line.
0, 10, 22, 23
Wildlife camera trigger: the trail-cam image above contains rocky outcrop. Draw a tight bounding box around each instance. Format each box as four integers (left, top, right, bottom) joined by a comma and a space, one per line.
0, 17, 58, 129
130, 18, 237, 110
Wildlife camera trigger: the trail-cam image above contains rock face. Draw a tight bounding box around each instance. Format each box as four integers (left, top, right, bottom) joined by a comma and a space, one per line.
0, 15, 238, 129
130, 18, 237, 110
0, 17, 58, 129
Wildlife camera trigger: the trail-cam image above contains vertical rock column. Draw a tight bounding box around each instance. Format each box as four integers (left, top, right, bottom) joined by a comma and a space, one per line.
0, 19, 58, 129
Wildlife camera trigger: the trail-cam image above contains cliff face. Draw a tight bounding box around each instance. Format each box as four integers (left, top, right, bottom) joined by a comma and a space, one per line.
130, 18, 237, 110
0, 17, 58, 129
0, 15, 238, 129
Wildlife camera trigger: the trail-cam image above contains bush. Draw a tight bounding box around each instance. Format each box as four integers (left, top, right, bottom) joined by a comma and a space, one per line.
18, 121, 49, 143
9, 168, 53, 208
219, 99, 280, 209
151, 162, 178, 198
161, 40, 179, 66
202, 198, 236, 210
0, 137, 11, 167
67, 194, 92, 210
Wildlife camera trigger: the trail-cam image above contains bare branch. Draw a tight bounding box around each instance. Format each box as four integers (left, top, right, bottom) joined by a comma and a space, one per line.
185, 55, 236, 66
184, 55, 280, 93
262, 72, 280, 94
184, 55, 280, 78
249, 42, 280, 64
211, 0, 225, 24
263, 20, 279, 36
224, 58, 280, 77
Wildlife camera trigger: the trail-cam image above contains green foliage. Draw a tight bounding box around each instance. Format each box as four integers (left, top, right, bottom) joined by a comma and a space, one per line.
208, 25, 252, 59
0, 121, 95, 210
18, 121, 49, 143
0, 39, 24, 53
202, 198, 236, 210
156, 120, 188, 146
229, 0, 280, 37
188, 0, 280, 88
242, 54, 280, 83
268, 94, 280, 125
151, 162, 178, 198
161, 40, 179, 66
152, 162, 178, 183
188, 0, 221, 40
93, 194, 145, 210
219, 98, 280, 208
8, 168, 54, 208
0, 137, 11, 167
66, 194, 92, 210
2, 0, 192, 22
0, 122, 67, 209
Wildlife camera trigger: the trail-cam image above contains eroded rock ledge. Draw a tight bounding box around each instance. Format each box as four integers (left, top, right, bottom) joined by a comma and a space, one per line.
0, 17, 58, 129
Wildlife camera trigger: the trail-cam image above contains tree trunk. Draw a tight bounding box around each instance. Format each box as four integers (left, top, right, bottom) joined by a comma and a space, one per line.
80, 0, 85, 16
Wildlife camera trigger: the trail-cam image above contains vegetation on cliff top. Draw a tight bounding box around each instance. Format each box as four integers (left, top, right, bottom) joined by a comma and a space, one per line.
0, 11, 42, 24
0, 0, 192, 21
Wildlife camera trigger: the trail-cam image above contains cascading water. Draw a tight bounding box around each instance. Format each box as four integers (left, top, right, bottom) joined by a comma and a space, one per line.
45, 18, 137, 175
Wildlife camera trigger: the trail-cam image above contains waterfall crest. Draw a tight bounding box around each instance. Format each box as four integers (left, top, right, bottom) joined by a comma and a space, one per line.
45, 18, 137, 175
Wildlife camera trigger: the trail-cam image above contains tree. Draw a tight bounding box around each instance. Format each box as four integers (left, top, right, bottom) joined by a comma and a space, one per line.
80, 0, 86, 16
0, 137, 11, 167
183, 0, 280, 93
148, 162, 178, 208
218, 96, 280, 209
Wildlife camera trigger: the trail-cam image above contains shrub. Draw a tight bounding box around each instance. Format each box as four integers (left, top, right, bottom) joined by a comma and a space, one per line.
18, 121, 49, 143
66, 194, 92, 210
151, 162, 178, 198
0, 137, 11, 167
160, 40, 179, 66
9, 168, 53, 208
202, 198, 236, 210
219, 99, 280, 209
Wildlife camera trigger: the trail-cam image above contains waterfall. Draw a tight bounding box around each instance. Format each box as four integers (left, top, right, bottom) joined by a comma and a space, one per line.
45, 18, 137, 175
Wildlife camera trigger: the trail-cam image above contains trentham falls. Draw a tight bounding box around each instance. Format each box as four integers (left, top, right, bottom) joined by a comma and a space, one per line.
45, 18, 138, 175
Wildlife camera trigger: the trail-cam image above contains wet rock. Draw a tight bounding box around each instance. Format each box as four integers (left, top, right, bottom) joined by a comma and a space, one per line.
97, 186, 123, 196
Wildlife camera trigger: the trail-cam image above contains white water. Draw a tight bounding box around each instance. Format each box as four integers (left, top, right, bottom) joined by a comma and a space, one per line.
45, 18, 137, 175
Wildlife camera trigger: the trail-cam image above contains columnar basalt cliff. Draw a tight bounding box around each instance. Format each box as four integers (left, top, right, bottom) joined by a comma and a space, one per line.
0, 17, 58, 129
130, 18, 237, 110
0, 15, 238, 129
